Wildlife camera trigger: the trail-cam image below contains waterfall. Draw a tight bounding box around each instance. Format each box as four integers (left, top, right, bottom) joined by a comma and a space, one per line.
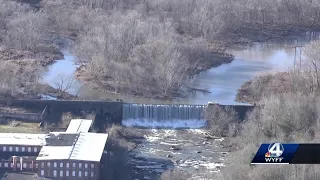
122, 104, 207, 129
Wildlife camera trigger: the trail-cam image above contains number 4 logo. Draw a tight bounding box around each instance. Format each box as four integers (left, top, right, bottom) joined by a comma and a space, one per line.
268, 143, 284, 157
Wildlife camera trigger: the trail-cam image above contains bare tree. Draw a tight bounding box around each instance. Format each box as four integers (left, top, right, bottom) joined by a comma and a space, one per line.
302, 40, 320, 89
52, 74, 75, 97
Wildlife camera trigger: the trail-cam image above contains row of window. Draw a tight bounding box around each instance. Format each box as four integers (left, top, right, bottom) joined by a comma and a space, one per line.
0, 162, 38, 169
40, 162, 94, 169
40, 170, 95, 178
2, 146, 38, 153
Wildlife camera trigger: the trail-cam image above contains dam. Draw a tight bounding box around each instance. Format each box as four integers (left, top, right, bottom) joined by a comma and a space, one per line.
0, 99, 254, 129
122, 104, 208, 129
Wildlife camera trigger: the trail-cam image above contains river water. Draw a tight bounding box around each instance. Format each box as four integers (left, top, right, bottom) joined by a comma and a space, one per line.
41, 32, 320, 105
40, 32, 320, 179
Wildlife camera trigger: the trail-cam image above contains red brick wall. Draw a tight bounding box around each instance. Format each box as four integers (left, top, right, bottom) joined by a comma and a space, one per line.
38, 160, 100, 180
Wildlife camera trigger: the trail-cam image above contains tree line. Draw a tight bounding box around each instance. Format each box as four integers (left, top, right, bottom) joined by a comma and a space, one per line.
1, 0, 320, 98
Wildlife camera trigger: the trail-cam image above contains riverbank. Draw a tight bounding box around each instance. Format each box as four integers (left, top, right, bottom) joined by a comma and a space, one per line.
72, 26, 320, 101
0, 44, 80, 100
75, 50, 234, 100
235, 72, 288, 104
0, 46, 63, 66
222, 26, 320, 45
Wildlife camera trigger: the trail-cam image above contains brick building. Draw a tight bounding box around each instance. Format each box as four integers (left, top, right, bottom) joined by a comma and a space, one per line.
0, 119, 109, 180
36, 132, 108, 180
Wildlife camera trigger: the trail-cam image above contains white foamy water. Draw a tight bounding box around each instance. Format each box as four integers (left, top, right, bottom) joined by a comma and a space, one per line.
122, 119, 207, 129
128, 129, 228, 180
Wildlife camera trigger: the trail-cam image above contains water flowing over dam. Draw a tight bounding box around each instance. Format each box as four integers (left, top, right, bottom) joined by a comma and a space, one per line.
122, 104, 207, 129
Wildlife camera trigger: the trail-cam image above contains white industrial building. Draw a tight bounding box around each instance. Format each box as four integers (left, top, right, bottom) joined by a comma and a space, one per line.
0, 119, 109, 180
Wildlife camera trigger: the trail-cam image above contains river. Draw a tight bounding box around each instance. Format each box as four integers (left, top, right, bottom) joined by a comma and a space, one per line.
41, 32, 320, 105
40, 32, 320, 180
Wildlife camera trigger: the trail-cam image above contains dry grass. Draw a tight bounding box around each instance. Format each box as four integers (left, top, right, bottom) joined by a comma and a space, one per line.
220, 93, 320, 180
0, 105, 33, 113
0, 121, 43, 133
205, 105, 241, 137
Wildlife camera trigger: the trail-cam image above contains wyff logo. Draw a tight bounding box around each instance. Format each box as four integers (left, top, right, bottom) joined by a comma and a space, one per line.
265, 143, 284, 163
251, 143, 300, 164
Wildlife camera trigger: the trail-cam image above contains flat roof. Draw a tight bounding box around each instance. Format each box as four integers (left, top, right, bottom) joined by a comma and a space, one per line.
37, 133, 108, 162
0, 171, 52, 180
0, 133, 47, 146
44, 133, 78, 146
66, 119, 93, 133
37, 146, 73, 160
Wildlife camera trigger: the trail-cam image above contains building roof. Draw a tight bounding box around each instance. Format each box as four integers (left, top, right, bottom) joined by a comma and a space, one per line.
0, 133, 47, 146
44, 133, 78, 146
36, 132, 108, 162
69, 132, 108, 161
37, 146, 73, 160
66, 119, 93, 133
1, 171, 52, 180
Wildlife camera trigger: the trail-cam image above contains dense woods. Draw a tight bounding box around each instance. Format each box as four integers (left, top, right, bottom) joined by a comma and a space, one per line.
1, 0, 320, 179
1, 0, 320, 98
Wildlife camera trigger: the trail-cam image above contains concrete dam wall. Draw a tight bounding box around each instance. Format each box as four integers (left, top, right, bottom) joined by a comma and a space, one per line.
0, 100, 255, 129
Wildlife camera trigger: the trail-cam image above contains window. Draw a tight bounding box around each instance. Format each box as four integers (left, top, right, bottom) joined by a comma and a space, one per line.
66, 163, 69, 168
85, 163, 88, 168
28, 147, 31, 152
91, 172, 94, 177
72, 163, 76, 168
79, 171, 82, 177
60, 162, 63, 168
66, 171, 69, 177
17, 163, 20, 168
53, 170, 57, 177
85, 171, 88, 177
4, 163, 8, 168
47, 162, 50, 167
60, 170, 63, 177
34, 147, 37, 152
91, 164, 94, 168
41, 162, 44, 168
0, 163, 2, 167
3, 146, 6, 151
23, 163, 27, 168
21, 147, 25, 152
79, 163, 82, 168
54, 162, 57, 168
72, 171, 76, 177
9, 147, 12, 152
15, 147, 19, 152
40, 170, 44, 176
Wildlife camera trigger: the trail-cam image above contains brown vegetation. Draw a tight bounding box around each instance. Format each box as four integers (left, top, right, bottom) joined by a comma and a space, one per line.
237, 40, 320, 104
105, 125, 144, 180
2, 0, 320, 99
40, 0, 320, 99
206, 105, 241, 137
221, 93, 320, 180
222, 40, 320, 180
